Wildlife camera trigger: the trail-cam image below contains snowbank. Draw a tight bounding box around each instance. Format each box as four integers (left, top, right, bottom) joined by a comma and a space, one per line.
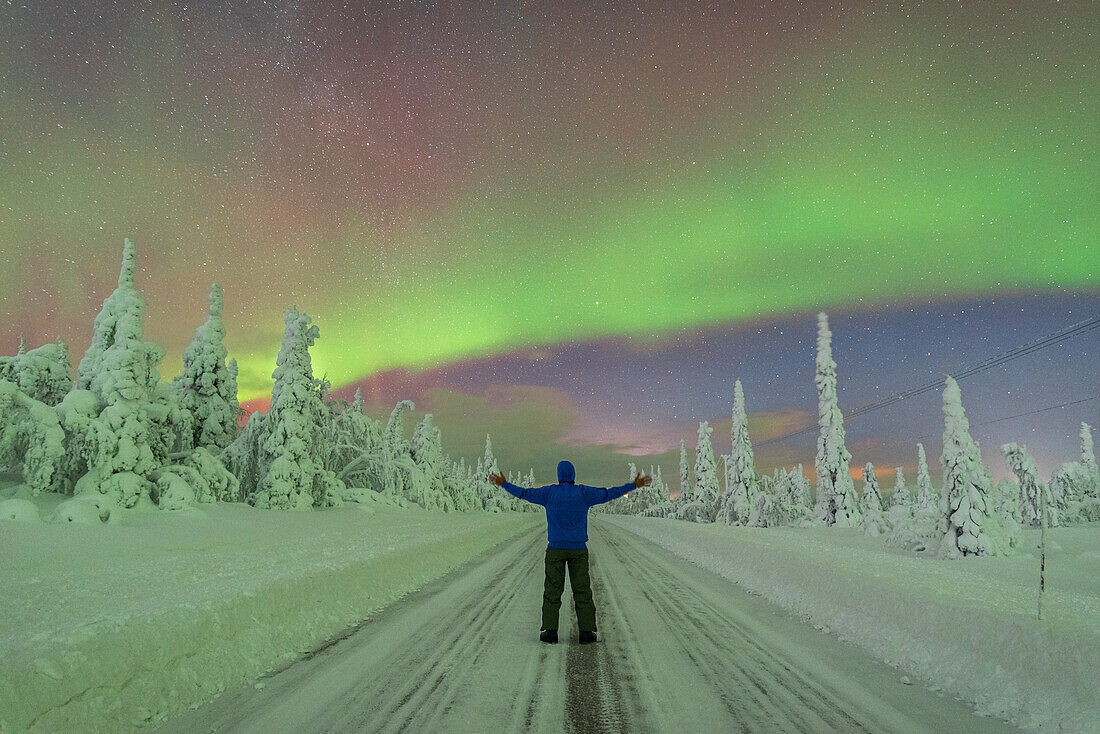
605, 516, 1100, 732
0, 498, 537, 733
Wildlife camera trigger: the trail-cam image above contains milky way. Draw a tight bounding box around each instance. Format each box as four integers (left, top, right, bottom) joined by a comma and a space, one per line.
1, 2, 1096, 483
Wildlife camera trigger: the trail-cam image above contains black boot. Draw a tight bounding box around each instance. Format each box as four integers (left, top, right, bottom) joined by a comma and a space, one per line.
579, 630, 597, 645
540, 629, 558, 644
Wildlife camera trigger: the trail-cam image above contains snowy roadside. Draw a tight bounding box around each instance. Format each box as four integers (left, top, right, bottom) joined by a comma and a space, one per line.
603, 515, 1100, 733
0, 498, 538, 734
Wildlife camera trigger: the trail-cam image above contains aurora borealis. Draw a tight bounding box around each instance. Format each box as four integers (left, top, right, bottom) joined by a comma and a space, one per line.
1, 2, 1096, 484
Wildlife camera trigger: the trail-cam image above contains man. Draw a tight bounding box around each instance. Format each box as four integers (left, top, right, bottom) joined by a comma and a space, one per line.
489, 460, 651, 644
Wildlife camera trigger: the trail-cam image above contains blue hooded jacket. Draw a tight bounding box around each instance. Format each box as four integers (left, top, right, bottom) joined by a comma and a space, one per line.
501, 460, 636, 549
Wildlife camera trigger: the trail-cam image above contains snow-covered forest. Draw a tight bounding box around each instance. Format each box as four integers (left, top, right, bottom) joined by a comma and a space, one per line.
2, 241, 1097, 734
1, 240, 1095, 555
601, 312, 1100, 560
0, 240, 538, 522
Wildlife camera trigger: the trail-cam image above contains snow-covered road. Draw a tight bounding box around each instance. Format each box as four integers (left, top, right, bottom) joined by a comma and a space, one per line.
158, 519, 1013, 733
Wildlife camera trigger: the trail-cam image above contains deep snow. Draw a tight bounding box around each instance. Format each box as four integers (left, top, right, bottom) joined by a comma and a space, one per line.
158, 518, 1013, 734
603, 515, 1100, 732
3, 483, 1094, 733
0, 492, 536, 733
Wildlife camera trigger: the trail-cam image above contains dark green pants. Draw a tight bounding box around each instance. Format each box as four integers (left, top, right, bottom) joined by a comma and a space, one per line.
542, 547, 597, 632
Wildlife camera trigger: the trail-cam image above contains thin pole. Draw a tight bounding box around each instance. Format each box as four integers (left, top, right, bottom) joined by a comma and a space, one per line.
1038, 483, 1047, 621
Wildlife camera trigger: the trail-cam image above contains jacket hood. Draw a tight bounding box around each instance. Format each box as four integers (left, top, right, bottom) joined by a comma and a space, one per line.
557, 460, 575, 484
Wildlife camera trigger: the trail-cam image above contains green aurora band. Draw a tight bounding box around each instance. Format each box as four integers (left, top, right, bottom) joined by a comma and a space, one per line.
0, 3, 1094, 400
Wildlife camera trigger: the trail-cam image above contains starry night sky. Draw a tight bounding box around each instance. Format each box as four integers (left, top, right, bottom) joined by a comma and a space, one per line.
1, 2, 1096, 487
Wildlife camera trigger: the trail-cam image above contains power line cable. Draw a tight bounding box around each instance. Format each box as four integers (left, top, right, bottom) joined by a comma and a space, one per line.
755, 315, 1100, 448
915, 394, 1100, 441
800, 394, 1100, 461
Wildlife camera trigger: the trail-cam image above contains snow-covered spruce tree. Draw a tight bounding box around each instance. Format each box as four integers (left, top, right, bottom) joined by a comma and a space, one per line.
5, 246, 234, 510
0, 379, 66, 495
988, 453, 1024, 538
642, 464, 674, 517
744, 472, 781, 526
474, 455, 485, 504
0, 338, 72, 406
1046, 423, 1100, 523
223, 408, 267, 502
382, 399, 415, 461
1082, 422, 1098, 485
603, 462, 638, 515
744, 469, 781, 527
679, 421, 717, 522
885, 444, 940, 552
939, 376, 1011, 557
1078, 422, 1100, 518
915, 443, 935, 509
172, 283, 240, 452
377, 399, 428, 504
860, 463, 889, 536
788, 465, 813, 525
993, 476, 1024, 533
227, 357, 238, 409
1049, 461, 1098, 522
631, 464, 662, 516
250, 308, 344, 510
812, 313, 860, 527
695, 421, 719, 510
890, 467, 909, 509
676, 438, 690, 508
1001, 443, 1051, 529
1061, 422, 1100, 511
77, 241, 146, 391
746, 480, 770, 527
633, 464, 662, 515
769, 467, 793, 524
720, 453, 730, 500
653, 464, 666, 510
621, 462, 641, 514
610, 464, 635, 514
58, 335, 71, 374
443, 457, 479, 512
469, 469, 496, 510
718, 380, 757, 525
482, 434, 499, 476
327, 388, 383, 479
479, 433, 507, 511
62, 239, 199, 507
884, 465, 912, 529
328, 395, 376, 495
411, 413, 453, 511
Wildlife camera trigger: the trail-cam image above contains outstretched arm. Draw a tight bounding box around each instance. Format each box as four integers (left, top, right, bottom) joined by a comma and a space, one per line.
585, 472, 651, 507
490, 471, 550, 506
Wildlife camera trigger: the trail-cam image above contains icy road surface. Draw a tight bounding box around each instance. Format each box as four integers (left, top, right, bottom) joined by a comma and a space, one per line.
158, 518, 1013, 733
